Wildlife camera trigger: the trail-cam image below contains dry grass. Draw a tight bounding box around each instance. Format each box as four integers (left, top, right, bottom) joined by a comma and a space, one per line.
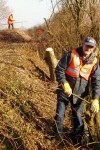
0, 29, 99, 150
0, 30, 72, 150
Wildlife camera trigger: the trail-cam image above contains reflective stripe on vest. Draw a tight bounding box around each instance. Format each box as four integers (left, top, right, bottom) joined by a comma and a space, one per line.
66, 49, 97, 80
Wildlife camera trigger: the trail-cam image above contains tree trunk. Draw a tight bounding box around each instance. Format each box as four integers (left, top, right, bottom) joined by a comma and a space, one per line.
45, 47, 58, 81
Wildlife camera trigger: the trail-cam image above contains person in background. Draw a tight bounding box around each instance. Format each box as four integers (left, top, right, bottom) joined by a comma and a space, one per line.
8, 14, 14, 29
54, 37, 100, 145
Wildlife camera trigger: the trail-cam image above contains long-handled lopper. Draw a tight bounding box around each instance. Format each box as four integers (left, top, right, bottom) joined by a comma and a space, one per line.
71, 93, 90, 104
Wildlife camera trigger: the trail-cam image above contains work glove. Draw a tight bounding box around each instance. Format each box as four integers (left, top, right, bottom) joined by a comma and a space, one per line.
62, 82, 72, 97
91, 99, 99, 113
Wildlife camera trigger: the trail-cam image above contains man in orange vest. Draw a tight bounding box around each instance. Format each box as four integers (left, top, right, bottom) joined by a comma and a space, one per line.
54, 37, 100, 145
8, 14, 14, 29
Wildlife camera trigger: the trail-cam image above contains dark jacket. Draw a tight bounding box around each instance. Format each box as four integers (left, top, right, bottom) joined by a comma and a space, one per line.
55, 47, 100, 101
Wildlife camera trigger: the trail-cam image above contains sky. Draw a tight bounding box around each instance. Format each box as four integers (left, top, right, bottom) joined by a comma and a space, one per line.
6, 0, 58, 29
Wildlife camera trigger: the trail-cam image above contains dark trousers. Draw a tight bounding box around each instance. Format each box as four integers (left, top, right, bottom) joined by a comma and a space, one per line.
8, 23, 14, 29
55, 89, 84, 142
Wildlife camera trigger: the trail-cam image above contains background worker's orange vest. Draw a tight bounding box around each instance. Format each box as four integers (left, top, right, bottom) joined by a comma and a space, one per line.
8, 15, 14, 24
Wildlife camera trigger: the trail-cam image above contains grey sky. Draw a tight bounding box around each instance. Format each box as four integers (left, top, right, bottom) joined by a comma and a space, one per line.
7, 0, 58, 29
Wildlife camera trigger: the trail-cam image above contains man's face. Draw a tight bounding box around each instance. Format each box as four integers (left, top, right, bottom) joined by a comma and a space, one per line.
82, 43, 95, 57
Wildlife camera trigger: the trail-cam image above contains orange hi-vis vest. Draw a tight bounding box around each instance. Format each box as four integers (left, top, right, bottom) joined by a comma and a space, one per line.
66, 49, 97, 80
8, 15, 14, 24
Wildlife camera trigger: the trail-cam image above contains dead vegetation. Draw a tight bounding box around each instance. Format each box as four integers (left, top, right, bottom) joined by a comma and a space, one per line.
0, 30, 55, 150
0, 26, 99, 150
0, 0, 100, 149
0, 29, 32, 42
0, 29, 74, 150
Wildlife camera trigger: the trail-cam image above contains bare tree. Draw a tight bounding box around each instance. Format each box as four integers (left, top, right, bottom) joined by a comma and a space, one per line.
0, 0, 10, 23
44, 0, 100, 54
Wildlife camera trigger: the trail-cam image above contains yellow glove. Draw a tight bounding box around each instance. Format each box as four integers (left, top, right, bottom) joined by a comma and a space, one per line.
91, 99, 99, 113
62, 82, 72, 97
